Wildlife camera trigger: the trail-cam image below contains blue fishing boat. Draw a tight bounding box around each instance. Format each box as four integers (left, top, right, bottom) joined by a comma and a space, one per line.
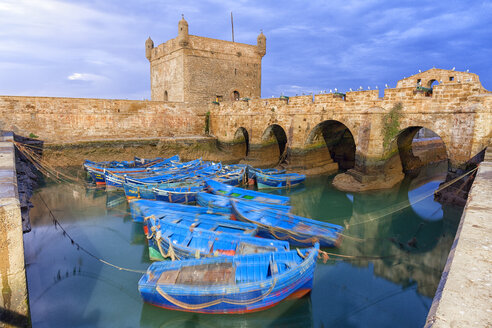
124, 159, 207, 185
123, 181, 157, 201
129, 199, 229, 223
214, 166, 247, 186
85, 155, 180, 185
144, 213, 258, 260
147, 219, 290, 260
196, 192, 291, 214
205, 180, 290, 205
248, 166, 286, 180
123, 180, 205, 204
105, 163, 183, 189
255, 172, 306, 189
154, 183, 206, 204
231, 200, 344, 247
138, 244, 319, 313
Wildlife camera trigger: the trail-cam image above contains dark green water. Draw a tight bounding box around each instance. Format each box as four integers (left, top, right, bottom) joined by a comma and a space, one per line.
24, 162, 463, 327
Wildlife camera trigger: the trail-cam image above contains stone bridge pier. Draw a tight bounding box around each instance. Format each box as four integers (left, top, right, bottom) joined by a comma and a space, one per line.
210, 69, 492, 192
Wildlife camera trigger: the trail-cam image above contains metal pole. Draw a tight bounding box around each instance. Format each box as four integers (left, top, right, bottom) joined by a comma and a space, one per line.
231, 12, 235, 42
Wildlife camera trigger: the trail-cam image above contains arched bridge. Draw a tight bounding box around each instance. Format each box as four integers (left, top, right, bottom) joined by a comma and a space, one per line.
209, 69, 491, 190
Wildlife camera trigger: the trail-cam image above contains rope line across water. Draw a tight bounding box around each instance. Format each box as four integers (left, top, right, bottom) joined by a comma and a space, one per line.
36, 192, 146, 274
14, 140, 479, 266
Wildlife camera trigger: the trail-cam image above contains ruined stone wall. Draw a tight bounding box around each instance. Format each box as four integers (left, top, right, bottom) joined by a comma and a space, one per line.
0, 96, 206, 143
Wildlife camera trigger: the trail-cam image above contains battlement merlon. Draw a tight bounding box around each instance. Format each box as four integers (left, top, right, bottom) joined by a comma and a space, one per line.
146, 16, 265, 62
396, 68, 484, 89
147, 35, 265, 62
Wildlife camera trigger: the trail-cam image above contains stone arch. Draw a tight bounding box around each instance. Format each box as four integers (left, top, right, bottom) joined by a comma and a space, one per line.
261, 124, 288, 164
394, 126, 448, 173
305, 120, 356, 170
163, 90, 168, 101
427, 79, 439, 89
233, 127, 249, 157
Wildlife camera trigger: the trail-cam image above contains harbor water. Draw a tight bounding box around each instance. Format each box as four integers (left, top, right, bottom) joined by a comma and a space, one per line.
24, 162, 463, 327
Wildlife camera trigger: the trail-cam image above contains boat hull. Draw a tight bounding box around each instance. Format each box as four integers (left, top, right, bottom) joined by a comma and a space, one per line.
138, 246, 318, 314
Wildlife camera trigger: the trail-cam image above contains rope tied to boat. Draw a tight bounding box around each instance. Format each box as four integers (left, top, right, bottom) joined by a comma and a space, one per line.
155, 277, 278, 310
155, 231, 178, 261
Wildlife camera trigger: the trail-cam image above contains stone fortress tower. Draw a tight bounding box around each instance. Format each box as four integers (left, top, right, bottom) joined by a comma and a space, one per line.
146, 16, 266, 103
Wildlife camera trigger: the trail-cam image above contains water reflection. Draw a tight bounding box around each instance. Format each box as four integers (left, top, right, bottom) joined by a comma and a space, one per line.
24, 162, 463, 327
140, 297, 312, 328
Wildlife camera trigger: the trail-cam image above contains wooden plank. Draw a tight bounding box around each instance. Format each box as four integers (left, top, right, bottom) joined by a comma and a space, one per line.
176, 263, 235, 286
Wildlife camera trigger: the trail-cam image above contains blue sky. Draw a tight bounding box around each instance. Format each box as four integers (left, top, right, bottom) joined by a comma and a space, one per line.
1, 0, 491, 99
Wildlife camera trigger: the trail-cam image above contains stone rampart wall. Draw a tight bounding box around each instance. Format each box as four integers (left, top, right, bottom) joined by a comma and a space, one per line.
0, 132, 29, 327
0, 96, 206, 143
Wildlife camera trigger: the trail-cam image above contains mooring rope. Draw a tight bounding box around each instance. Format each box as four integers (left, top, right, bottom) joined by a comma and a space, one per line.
36, 192, 146, 274
13, 140, 86, 186
14, 139, 481, 264
343, 166, 479, 230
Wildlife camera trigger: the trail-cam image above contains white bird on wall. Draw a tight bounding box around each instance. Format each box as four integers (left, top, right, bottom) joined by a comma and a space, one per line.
375, 86, 378, 89
419, 69, 422, 73
452, 67, 456, 71
329, 89, 332, 93
385, 84, 389, 88
359, 86, 363, 90
349, 88, 353, 92
466, 69, 469, 73
334, 88, 338, 92
367, 86, 371, 90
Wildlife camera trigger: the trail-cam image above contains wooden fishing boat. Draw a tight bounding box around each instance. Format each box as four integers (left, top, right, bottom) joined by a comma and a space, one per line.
144, 212, 258, 261
138, 244, 319, 313
248, 166, 286, 180
231, 200, 344, 247
255, 172, 306, 189
129, 199, 229, 223
214, 166, 247, 186
205, 180, 290, 205
147, 219, 290, 260
196, 192, 291, 214
123, 159, 204, 185
85, 155, 180, 185
154, 183, 206, 204
105, 162, 187, 189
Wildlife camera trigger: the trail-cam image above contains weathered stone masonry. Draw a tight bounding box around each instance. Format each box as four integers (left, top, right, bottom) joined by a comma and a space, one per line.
0, 96, 205, 143
209, 68, 492, 189
146, 16, 265, 104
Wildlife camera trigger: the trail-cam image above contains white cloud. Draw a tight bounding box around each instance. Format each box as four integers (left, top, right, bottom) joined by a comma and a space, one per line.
67, 73, 107, 82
